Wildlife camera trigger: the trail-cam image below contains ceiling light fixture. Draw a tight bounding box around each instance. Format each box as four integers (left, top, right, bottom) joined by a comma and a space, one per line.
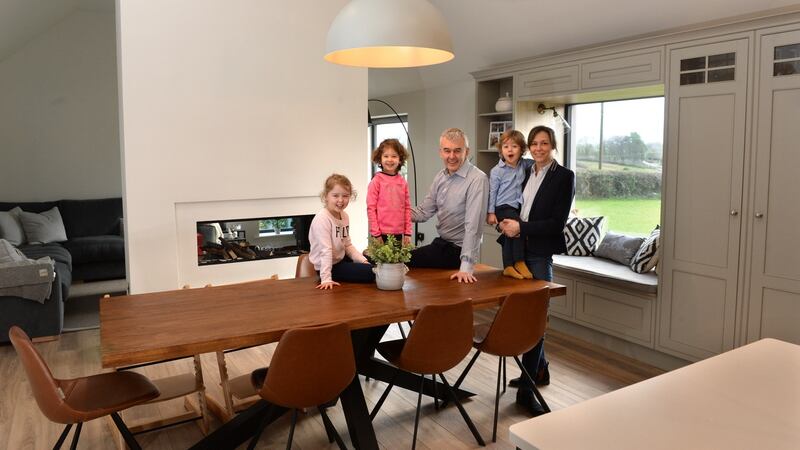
324, 0, 454, 68
537, 103, 571, 131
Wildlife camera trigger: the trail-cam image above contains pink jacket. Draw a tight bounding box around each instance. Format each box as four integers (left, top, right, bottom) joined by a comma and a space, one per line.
366, 172, 412, 237
308, 209, 367, 283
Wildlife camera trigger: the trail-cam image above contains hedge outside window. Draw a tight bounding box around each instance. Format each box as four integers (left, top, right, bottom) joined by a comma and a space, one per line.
566, 97, 664, 236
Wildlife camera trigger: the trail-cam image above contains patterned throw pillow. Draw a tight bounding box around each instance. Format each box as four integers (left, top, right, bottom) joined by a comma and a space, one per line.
630, 225, 660, 273
563, 216, 606, 256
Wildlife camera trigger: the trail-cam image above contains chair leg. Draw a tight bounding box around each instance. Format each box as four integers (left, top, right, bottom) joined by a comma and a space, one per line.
319, 406, 347, 450
110, 412, 142, 450
502, 357, 507, 394
512, 356, 551, 413
493, 357, 503, 442
68, 422, 82, 450
411, 373, 425, 450
439, 373, 486, 446
397, 322, 407, 339
246, 410, 273, 450
369, 368, 399, 420
52, 423, 73, 450
286, 409, 299, 450
432, 373, 439, 410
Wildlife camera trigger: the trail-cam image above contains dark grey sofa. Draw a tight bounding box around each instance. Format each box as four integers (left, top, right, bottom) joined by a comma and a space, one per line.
0, 198, 125, 342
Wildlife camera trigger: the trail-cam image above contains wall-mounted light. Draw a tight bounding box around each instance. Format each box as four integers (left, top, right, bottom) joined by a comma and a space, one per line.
325, 0, 454, 68
537, 103, 571, 132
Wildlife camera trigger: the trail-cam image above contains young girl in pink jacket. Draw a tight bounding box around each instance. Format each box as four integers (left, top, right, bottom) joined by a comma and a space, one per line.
367, 139, 412, 246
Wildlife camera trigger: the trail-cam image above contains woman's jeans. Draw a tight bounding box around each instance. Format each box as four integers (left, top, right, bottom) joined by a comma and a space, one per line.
520, 255, 553, 393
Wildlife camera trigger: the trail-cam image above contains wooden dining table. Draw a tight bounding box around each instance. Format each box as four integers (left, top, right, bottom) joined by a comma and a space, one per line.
100, 265, 565, 449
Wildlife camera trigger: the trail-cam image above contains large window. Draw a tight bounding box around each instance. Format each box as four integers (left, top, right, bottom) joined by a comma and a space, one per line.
368, 115, 409, 177
567, 97, 664, 236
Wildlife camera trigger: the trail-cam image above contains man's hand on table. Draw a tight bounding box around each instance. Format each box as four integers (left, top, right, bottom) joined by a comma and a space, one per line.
316, 281, 340, 290
450, 271, 477, 283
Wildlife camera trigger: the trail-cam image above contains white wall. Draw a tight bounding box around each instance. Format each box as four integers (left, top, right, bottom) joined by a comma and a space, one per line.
0, 10, 120, 202
370, 80, 476, 244
118, 1, 368, 293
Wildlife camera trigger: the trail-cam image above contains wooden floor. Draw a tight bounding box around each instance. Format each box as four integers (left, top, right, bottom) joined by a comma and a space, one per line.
0, 314, 663, 449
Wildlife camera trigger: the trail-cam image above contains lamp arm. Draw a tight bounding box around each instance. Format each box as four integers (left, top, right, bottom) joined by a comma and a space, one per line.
368, 98, 420, 243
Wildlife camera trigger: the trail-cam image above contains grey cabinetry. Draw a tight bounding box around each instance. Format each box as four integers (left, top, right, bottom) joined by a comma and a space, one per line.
745, 27, 800, 344
659, 37, 750, 361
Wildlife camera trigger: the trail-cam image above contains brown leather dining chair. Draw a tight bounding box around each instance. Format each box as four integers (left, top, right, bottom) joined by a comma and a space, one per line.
295, 253, 317, 278
451, 287, 552, 441
247, 322, 355, 449
369, 300, 486, 449
9, 325, 160, 450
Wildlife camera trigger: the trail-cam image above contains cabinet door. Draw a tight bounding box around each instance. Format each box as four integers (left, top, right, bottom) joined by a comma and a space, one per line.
659, 38, 749, 361
515, 65, 579, 98
746, 29, 800, 344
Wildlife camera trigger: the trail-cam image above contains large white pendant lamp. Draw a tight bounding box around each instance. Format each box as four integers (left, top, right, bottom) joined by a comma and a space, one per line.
325, 0, 454, 68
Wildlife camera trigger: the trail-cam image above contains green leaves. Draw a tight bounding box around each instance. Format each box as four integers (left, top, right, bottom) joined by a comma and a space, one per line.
366, 235, 413, 264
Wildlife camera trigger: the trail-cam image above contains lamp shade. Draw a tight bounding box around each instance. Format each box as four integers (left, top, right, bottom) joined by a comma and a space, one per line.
325, 0, 454, 68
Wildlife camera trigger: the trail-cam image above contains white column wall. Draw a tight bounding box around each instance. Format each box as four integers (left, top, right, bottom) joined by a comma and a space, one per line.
117, 1, 367, 292
0, 11, 120, 202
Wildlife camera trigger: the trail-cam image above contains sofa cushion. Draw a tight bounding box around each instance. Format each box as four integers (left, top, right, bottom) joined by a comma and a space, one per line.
0, 207, 26, 246
72, 261, 126, 282
18, 207, 68, 244
61, 235, 124, 264
594, 232, 645, 266
58, 198, 122, 239
553, 255, 658, 294
18, 244, 73, 272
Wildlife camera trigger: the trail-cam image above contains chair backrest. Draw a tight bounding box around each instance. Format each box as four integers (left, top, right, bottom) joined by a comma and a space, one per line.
8, 326, 74, 424
258, 322, 354, 409
399, 300, 474, 374
478, 288, 550, 357
295, 253, 316, 278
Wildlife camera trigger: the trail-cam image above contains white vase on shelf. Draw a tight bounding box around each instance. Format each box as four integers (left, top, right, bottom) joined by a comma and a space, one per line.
495, 92, 512, 112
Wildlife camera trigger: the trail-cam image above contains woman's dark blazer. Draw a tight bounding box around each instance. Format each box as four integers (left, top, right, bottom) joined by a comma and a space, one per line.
518, 160, 575, 257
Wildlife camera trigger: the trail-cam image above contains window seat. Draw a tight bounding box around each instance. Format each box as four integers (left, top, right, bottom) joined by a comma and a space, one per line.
549, 254, 659, 350
552, 255, 657, 294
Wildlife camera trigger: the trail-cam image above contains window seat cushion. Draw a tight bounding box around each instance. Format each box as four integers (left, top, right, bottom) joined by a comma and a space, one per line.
552, 255, 657, 294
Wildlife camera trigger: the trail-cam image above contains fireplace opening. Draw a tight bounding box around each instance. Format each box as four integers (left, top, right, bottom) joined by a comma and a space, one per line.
196, 214, 314, 266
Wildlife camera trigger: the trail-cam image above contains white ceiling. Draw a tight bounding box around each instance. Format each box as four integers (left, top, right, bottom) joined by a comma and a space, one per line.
368, 0, 800, 97
0, 0, 112, 63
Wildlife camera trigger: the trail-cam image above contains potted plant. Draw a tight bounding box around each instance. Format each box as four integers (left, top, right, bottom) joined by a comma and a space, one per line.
366, 235, 413, 290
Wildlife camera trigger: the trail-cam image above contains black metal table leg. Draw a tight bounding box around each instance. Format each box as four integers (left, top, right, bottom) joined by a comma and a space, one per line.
188, 401, 286, 450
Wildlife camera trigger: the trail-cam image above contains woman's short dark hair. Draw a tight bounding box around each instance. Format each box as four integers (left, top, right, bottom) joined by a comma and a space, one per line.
527, 125, 558, 151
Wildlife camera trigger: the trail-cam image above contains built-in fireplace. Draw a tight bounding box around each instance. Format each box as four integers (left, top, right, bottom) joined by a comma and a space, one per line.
196, 214, 314, 266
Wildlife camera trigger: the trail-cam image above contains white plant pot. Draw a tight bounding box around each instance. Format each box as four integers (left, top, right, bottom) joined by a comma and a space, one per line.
373, 263, 408, 291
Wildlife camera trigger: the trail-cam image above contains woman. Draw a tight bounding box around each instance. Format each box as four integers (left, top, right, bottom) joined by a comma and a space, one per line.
498, 125, 575, 416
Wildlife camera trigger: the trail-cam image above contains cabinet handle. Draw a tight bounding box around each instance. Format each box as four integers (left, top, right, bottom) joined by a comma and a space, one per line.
755, 212, 764, 219
730, 210, 738, 216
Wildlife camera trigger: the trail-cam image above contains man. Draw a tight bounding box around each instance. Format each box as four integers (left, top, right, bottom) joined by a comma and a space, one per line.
409, 128, 488, 283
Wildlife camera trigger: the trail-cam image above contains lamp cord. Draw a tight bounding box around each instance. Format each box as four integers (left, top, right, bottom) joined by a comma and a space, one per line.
367, 98, 420, 244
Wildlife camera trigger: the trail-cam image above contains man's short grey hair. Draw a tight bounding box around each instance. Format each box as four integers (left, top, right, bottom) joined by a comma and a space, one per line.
440, 128, 469, 149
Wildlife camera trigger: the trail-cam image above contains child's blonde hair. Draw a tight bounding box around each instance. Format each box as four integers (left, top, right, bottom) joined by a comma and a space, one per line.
371, 139, 409, 168
320, 173, 357, 203
496, 130, 528, 161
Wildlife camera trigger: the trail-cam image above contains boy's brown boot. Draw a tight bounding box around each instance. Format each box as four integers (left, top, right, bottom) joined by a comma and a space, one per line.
503, 266, 524, 279
514, 261, 534, 279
